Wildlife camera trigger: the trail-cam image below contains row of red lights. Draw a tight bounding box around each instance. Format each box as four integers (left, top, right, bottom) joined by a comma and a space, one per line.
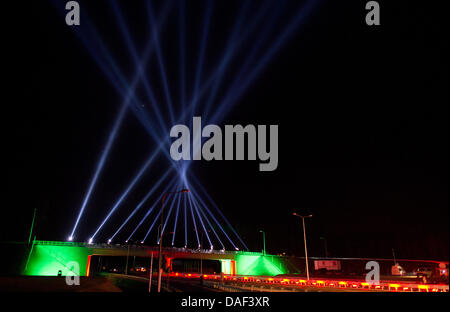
166, 272, 448, 292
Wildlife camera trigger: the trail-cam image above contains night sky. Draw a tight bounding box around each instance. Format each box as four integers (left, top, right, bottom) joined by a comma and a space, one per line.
2, 0, 448, 260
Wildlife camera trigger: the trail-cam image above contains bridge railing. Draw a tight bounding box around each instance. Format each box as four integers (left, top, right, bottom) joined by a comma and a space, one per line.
166, 272, 449, 293
32, 240, 261, 256
34, 240, 88, 247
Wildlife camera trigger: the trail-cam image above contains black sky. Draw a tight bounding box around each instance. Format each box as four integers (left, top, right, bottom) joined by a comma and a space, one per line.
2, 0, 448, 260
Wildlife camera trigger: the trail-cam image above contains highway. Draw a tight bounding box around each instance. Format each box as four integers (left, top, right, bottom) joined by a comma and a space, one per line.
103, 273, 449, 292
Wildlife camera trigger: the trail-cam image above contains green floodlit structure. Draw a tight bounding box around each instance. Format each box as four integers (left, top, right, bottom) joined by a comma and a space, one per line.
21, 241, 291, 277
24, 244, 92, 276
235, 253, 286, 276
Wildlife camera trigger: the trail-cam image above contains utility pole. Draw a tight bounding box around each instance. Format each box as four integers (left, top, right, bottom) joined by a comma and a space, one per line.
200, 232, 203, 276
149, 253, 153, 292
24, 209, 38, 273
125, 243, 130, 274
157, 192, 168, 293
199, 229, 210, 276
259, 230, 266, 255
293, 213, 313, 281
302, 217, 310, 280
24, 235, 36, 272
158, 188, 189, 293
28, 208, 37, 245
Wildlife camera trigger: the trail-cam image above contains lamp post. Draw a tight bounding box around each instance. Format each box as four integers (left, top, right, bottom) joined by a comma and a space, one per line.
157, 188, 189, 293
259, 230, 266, 255
293, 213, 312, 280
125, 242, 130, 275
149, 253, 153, 292
199, 230, 211, 276
200, 232, 203, 276
28, 208, 37, 245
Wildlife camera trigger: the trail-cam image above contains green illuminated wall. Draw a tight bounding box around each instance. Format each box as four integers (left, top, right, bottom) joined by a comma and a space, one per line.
221, 259, 232, 274
235, 253, 288, 276
24, 245, 91, 276
22, 243, 289, 277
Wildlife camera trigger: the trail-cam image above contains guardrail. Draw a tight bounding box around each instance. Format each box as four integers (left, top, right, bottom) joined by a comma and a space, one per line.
32, 240, 241, 255
166, 272, 449, 292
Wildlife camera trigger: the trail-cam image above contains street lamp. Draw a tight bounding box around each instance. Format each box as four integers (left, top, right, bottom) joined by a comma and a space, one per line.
259, 230, 266, 256
157, 188, 189, 293
125, 240, 131, 275
157, 227, 175, 247
293, 212, 312, 280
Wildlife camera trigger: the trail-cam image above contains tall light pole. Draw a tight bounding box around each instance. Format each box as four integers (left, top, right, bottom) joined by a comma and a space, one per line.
149, 253, 154, 292
125, 243, 130, 274
199, 230, 211, 276
293, 213, 312, 280
28, 208, 37, 245
157, 188, 189, 293
200, 232, 204, 276
259, 230, 266, 255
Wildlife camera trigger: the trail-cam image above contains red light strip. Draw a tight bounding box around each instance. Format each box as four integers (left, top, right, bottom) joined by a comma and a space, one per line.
86, 255, 92, 277
165, 272, 449, 292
